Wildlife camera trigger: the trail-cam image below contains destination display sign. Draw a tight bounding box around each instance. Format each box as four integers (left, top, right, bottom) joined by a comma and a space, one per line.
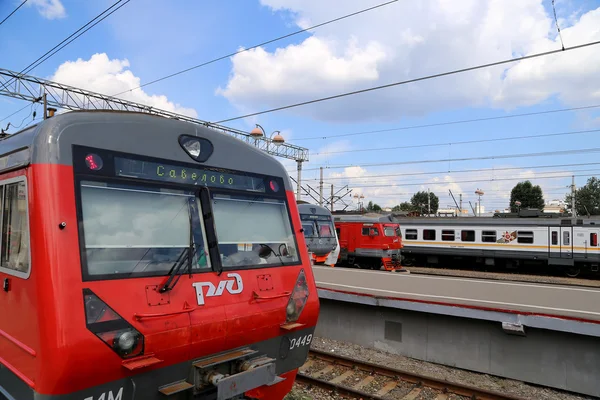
114, 157, 266, 192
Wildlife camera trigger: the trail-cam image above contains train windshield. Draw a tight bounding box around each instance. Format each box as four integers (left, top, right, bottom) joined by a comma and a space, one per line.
384, 226, 400, 237
211, 193, 299, 268
79, 181, 210, 278
316, 220, 335, 238
300, 214, 335, 238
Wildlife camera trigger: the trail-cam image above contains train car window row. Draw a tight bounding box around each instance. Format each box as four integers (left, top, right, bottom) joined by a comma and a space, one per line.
0, 179, 29, 277
405, 229, 418, 240
441, 230, 455, 241
461, 230, 476, 242
482, 230, 496, 243
423, 229, 436, 240
517, 231, 534, 244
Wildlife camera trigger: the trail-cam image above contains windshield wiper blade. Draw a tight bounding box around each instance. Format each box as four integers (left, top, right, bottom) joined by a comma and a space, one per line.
159, 199, 197, 293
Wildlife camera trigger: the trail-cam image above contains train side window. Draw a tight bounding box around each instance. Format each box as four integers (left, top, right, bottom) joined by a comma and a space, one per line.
423, 229, 436, 240
461, 230, 475, 242
591, 233, 598, 247
551, 231, 558, 245
481, 231, 496, 243
0, 180, 30, 276
361, 227, 369, 236
405, 229, 418, 240
563, 231, 570, 246
441, 230, 455, 241
517, 231, 534, 244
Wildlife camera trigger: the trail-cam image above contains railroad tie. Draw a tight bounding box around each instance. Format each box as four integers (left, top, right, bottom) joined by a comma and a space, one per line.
299, 359, 313, 372
376, 380, 398, 396
330, 370, 354, 384
312, 365, 335, 379
353, 375, 375, 390
401, 387, 422, 400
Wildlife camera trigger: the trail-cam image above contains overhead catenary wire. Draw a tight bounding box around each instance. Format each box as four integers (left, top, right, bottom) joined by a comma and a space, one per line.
300, 147, 600, 171
300, 163, 600, 183
0, 0, 131, 91
214, 39, 600, 123
109, 0, 398, 98
0, 0, 28, 27
296, 103, 600, 141
0, 103, 33, 124
311, 128, 600, 156
362, 172, 598, 194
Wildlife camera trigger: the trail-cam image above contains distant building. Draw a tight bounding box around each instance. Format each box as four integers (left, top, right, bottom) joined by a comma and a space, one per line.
545, 199, 566, 213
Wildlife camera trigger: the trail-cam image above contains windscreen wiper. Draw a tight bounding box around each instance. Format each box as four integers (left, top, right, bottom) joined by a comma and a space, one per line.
159, 199, 197, 293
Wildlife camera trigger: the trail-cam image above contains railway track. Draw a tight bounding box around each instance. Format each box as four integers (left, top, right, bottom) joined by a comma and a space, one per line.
296, 349, 526, 400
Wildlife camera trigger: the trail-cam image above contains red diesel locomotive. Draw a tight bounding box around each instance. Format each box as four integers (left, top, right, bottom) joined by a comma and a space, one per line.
0, 111, 319, 400
333, 214, 405, 271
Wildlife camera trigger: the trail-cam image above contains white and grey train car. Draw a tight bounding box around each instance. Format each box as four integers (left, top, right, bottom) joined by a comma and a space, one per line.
395, 217, 600, 277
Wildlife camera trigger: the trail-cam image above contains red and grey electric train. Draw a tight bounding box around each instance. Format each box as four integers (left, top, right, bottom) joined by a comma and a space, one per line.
297, 203, 339, 266
0, 111, 319, 400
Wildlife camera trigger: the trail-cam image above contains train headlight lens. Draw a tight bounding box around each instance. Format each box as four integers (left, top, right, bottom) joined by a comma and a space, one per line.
286, 269, 309, 322
182, 139, 201, 157
83, 289, 145, 359
114, 330, 141, 357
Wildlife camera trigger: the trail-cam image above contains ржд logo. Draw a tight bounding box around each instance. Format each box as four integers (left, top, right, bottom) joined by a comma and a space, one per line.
192, 273, 243, 305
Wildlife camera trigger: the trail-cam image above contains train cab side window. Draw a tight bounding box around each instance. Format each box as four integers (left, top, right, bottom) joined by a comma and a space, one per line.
481, 231, 496, 243
0, 181, 30, 276
461, 230, 475, 242
362, 227, 379, 236
591, 233, 598, 247
441, 230, 455, 241
423, 229, 436, 240
405, 229, 418, 240
517, 231, 534, 244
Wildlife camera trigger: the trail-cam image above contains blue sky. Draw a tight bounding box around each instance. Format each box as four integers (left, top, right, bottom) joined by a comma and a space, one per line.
1, 0, 600, 211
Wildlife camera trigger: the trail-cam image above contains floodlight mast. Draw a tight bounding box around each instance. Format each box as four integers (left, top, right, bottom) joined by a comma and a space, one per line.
0, 67, 309, 199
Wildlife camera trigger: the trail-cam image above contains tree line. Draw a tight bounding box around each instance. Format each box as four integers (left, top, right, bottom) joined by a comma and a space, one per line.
363, 177, 600, 216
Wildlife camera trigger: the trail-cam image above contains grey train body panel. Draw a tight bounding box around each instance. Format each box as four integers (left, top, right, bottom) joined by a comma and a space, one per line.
395, 216, 600, 272
2, 111, 293, 191
298, 203, 337, 257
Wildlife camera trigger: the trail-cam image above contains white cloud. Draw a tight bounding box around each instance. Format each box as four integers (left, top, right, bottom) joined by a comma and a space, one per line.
50, 53, 197, 118
321, 165, 573, 210
218, 0, 600, 122
28, 0, 66, 19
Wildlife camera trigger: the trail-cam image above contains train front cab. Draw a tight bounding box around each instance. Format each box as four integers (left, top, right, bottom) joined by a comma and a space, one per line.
334, 219, 404, 271
0, 111, 319, 400
298, 204, 338, 266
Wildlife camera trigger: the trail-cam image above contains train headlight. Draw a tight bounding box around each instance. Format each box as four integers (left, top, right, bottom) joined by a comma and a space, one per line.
286, 269, 309, 322
113, 329, 141, 357
83, 289, 145, 359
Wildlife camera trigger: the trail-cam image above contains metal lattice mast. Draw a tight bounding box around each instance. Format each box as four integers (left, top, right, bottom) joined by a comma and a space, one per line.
0, 67, 309, 163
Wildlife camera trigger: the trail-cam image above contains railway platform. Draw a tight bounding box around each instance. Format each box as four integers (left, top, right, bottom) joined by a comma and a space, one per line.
312, 266, 600, 398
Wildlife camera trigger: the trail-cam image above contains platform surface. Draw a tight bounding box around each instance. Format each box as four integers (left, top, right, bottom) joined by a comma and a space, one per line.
313, 266, 600, 323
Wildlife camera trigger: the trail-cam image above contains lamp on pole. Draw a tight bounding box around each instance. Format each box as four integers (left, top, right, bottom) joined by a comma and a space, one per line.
475, 189, 484, 217
353, 193, 365, 211
250, 124, 285, 151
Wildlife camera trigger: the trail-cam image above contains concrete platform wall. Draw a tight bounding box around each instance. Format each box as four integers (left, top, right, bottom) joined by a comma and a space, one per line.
316, 299, 600, 398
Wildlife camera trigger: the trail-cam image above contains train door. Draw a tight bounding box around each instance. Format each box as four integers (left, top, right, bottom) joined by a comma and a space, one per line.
548, 226, 573, 259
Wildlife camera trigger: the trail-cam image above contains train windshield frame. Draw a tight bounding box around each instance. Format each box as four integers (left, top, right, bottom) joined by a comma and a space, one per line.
72, 145, 301, 281
300, 214, 336, 239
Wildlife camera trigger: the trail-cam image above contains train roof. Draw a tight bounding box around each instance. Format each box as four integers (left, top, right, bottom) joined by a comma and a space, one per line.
333, 213, 398, 224
0, 110, 292, 190
297, 203, 333, 217
392, 216, 600, 227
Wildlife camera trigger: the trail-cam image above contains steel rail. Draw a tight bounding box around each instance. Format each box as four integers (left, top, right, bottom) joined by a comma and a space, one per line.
297, 349, 527, 400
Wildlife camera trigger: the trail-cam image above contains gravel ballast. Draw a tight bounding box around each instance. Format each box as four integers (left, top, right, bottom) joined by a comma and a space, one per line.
286, 337, 594, 400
